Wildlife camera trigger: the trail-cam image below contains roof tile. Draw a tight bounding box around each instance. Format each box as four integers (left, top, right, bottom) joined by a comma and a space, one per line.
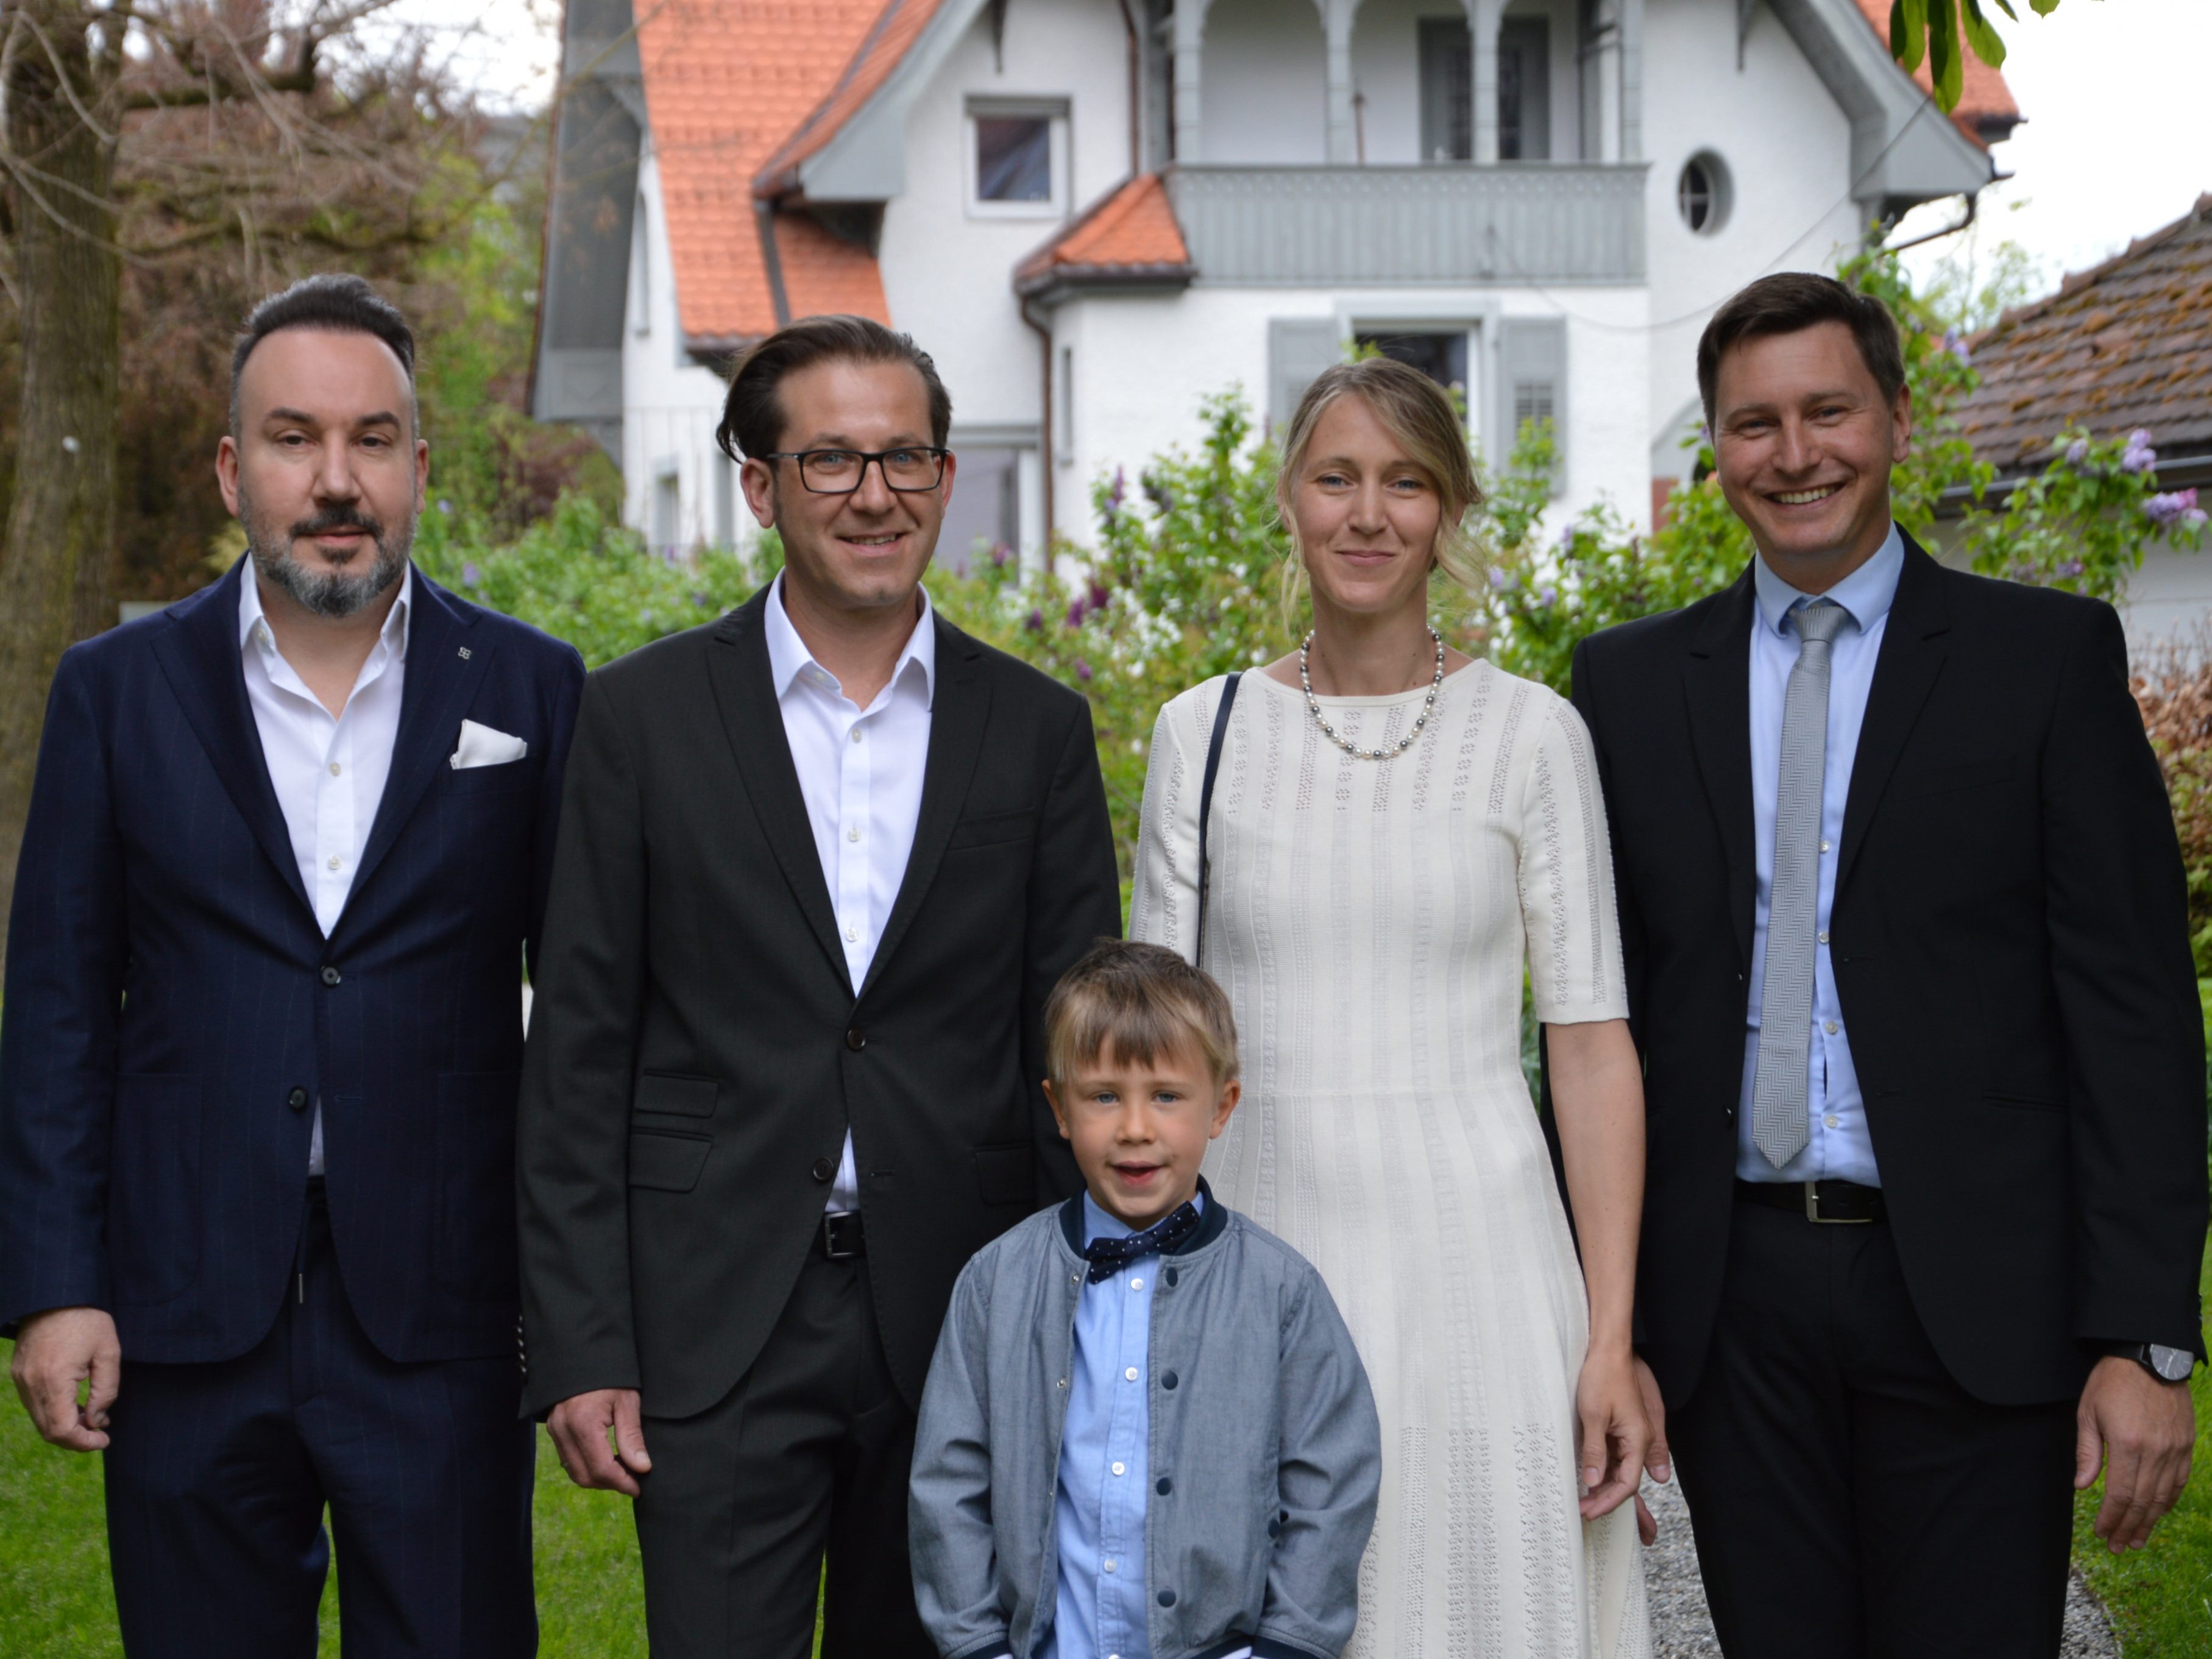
1852, 0, 2021, 146
1015, 174, 1193, 291
1960, 196, 2212, 471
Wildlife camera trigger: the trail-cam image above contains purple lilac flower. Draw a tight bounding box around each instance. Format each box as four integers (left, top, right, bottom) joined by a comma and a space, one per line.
1075, 659, 1094, 682
1556, 522, 1577, 553
2057, 559, 2085, 579
1088, 581, 1111, 614
2063, 437, 2090, 465
461, 562, 480, 589
1943, 325, 1972, 366
990, 541, 1013, 567
1025, 607, 1044, 633
1537, 584, 1559, 607
1487, 567, 1514, 590
2121, 429, 2158, 474
1066, 598, 1087, 629
2146, 489, 2200, 527
1105, 468, 1128, 514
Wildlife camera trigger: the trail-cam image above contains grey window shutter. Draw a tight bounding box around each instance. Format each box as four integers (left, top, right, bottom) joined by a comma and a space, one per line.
1269, 318, 1344, 435
1495, 316, 1566, 490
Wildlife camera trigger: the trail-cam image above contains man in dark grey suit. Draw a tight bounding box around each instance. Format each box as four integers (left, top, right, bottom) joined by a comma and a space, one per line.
518, 315, 1121, 1658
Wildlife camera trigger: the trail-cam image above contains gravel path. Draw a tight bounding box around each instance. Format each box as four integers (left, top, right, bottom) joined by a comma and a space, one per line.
1640, 1474, 2119, 1657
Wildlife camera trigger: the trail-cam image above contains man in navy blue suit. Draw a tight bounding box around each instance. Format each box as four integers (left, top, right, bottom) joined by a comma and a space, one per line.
0, 274, 583, 1655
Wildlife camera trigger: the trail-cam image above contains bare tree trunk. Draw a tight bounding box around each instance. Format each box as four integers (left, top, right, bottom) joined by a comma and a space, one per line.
0, 0, 121, 973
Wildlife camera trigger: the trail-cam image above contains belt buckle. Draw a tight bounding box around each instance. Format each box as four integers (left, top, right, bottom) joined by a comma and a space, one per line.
1802, 1181, 1872, 1225
821, 1211, 863, 1260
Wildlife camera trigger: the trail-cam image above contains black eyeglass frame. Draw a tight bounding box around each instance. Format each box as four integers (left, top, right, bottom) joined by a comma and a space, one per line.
756, 446, 952, 495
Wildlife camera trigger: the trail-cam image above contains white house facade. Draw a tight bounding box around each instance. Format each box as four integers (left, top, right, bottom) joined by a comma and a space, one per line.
533, 0, 2012, 567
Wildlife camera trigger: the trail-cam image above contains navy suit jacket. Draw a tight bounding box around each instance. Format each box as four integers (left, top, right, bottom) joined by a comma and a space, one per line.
0, 558, 584, 1365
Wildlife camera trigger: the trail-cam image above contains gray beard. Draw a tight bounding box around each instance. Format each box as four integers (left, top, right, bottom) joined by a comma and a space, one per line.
239, 482, 412, 620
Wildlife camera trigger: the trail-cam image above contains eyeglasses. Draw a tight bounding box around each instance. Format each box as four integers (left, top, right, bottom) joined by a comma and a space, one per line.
759, 447, 950, 495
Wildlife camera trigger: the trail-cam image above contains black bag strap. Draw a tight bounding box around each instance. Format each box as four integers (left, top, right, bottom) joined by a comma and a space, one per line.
1195, 671, 1242, 964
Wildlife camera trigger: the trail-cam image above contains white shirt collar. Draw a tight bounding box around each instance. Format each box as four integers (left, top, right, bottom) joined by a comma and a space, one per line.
1753, 520, 1904, 640
764, 571, 935, 707
238, 557, 414, 663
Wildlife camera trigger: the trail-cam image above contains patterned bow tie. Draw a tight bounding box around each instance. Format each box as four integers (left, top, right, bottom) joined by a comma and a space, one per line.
1082, 1200, 1201, 1283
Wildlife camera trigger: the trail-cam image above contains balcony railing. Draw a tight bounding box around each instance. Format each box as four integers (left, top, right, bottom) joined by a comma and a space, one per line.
1164, 163, 1648, 288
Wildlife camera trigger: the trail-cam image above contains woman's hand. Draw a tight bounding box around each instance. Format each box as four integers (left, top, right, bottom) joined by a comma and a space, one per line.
1575, 1342, 1653, 1523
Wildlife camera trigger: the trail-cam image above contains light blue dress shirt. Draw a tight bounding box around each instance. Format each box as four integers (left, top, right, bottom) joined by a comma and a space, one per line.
1041, 1192, 1203, 1659
1737, 523, 1905, 1186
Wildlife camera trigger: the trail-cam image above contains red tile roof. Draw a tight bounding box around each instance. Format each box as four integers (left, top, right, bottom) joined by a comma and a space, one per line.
1014, 174, 1194, 297
636, 0, 897, 346
1959, 195, 2212, 472
1852, 0, 2021, 147
755, 0, 951, 194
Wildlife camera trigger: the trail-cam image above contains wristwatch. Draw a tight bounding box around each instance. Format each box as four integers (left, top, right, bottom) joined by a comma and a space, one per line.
2097, 1341, 2196, 1384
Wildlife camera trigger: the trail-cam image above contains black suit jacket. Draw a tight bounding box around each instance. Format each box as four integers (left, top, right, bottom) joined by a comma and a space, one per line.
516, 589, 1122, 1420
1572, 536, 2207, 1409
0, 558, 584, 1363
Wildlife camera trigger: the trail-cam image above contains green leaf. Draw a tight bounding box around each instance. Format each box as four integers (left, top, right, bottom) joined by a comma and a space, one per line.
1891, 0, 1929, 72
1927, 0, 1964, 111
1988, 0, 2019, 16
2027, 0, 2060, 15
1960, 0, 2008, 66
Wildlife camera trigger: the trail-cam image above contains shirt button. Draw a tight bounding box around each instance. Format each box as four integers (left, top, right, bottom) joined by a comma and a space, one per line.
1125, 1367, 1139, 1382
1820, 838, 1832, 852
1102, 1558, 1115, 1574
1130, 1278, 1143, 1290
845, 924, 859, 943
849, 727, 864, 744
1824, 1021, 1838, 1035
846, 826, 861, 843
1824, 1115, 1840, 1129
328, 762, 341, 777
327, 855, 342, 871
1111, 1461, 1125, 1476
1818, 930, 1830, 944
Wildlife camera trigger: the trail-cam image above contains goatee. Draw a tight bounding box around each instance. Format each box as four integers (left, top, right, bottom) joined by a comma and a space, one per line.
239, 484, 412, 620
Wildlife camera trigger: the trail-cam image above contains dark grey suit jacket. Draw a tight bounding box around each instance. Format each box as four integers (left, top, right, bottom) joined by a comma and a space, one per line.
516, 587, 1121, 1419
1573, 537, 2207, 1409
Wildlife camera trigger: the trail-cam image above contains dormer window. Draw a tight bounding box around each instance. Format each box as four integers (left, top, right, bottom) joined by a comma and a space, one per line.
968, 98, 1069, 218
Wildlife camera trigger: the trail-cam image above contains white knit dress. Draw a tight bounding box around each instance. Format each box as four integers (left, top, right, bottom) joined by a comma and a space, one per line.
1130, 663, 1650, 1659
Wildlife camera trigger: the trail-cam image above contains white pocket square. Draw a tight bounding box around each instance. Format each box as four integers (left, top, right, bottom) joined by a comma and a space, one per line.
450, 719, 529, 769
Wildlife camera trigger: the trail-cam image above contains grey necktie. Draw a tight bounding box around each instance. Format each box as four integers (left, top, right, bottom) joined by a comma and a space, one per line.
1751, 598, 1851, 1170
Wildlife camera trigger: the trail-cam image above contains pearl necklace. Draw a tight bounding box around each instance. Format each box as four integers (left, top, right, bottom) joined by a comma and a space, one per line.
1299, 627, 1446, 761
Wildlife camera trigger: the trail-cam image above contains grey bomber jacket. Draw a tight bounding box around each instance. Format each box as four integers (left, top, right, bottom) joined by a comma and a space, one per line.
909, 1181, 1381, 1659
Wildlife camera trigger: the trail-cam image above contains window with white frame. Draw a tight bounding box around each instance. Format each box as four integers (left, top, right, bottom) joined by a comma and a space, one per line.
968, 99, 1068, 218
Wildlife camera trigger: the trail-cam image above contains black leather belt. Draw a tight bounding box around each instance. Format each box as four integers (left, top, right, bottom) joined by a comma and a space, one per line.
1735, 1178, 1885, 1225
820, 1210, 866, 1260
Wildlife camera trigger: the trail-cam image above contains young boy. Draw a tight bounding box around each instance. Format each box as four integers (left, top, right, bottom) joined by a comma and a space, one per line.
910, 940, 1381, 1659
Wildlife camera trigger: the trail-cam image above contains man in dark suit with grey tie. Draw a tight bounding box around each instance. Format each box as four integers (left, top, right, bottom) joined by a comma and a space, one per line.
1571, 273, 2204, 1656
2, 275, 583, 1656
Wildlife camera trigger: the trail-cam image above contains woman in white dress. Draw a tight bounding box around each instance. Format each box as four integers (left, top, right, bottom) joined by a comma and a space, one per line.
1131, 358, 1656, 1658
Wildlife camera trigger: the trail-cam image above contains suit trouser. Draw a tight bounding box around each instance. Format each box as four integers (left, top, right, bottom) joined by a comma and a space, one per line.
632, 1243, 934, 1659
1667, 1197, 2077, 1659
102, 1182, 537, 1658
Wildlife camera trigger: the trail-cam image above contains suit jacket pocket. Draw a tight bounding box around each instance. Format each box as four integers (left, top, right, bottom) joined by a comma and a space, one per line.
1985, 1090, 2063, 1112
437, 757, 534, 797
634, 1072, 718, 1119
436, 1071, 523, 1300
108, 1074, 201, 1307
973, 1142, 1032, 1208
1892, 753, 2015, 800
948, 808, 1034, 851
630, 1130, 712, 1194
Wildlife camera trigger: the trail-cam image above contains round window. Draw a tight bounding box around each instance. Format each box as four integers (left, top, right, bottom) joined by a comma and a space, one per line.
1677, 154, 1731, 235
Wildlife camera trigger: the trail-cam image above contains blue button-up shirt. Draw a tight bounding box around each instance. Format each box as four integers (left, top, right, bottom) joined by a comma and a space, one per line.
1041, 1193, 1201, 1659
1737, 524, 1904, 1186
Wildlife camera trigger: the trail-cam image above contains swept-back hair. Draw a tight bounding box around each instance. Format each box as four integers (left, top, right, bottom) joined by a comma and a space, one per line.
1275, 355, 1487, 606
715, 314, 952, 462
1045, 939, 1241, 1090
230, 273, 416, 434
1696, 271, 1905, 431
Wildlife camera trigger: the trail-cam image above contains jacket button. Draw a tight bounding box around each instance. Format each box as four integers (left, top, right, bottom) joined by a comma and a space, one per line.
287, 1087, 309, 1111
844, 1028, 865, 1052
810, 1157, 835, 1183
1155, 1476, 1172, 1495
1163, 1267, 1178, 1287
1157, 1590, 1176, 1608
1160, 1370, 1177, 1390
1267, 1518, 1281, 1538
319, 965, 341, 987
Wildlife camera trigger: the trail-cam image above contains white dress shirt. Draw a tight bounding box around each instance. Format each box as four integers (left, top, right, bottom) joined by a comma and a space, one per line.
763, 575, 936, 1214
239, 565, 413, 1176
1737, 523, 1904, 1186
